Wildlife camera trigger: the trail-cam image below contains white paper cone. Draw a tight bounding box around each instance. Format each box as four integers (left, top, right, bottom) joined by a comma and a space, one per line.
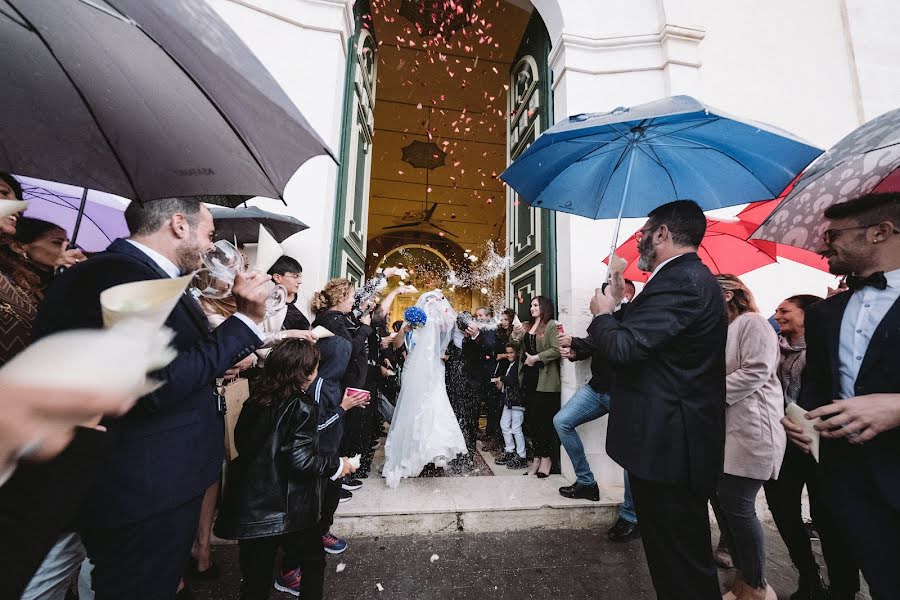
0, 320, 176, 398
100, 275, 193, 329
0, 200, 28, 218
785, 403, 820, 462
311, 325, 334, 339
254, 224, 283, 273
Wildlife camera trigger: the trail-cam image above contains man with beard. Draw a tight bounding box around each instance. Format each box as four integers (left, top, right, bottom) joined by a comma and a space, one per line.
783, 192, 900, 600
586, 200, 727, 599
0, 198, 270, 599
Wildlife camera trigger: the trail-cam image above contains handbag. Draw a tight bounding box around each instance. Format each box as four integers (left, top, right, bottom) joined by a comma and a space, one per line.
222, 377, 250, 460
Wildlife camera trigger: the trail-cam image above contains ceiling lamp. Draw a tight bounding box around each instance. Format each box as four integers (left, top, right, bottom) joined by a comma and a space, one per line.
401, 140, 446, 170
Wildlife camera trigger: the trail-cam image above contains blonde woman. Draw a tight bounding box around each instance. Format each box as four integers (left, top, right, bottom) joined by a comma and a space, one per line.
716, 274, 786, 600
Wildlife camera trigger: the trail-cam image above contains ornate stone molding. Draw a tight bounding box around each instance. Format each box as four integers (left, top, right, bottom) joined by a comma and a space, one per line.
221, 0, 355, 53
548, 24, 705, 91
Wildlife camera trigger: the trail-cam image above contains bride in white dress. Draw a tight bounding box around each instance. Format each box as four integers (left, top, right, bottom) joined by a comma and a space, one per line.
382, 290, 468, 488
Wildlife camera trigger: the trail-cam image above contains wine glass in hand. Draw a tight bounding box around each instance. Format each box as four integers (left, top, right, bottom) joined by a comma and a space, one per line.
193, 241, 284, 315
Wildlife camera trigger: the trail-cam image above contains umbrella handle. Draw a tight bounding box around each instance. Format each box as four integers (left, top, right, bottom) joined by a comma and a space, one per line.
58, 188, 89, 275
68, 187, 89, 251
607, 149, 636, 273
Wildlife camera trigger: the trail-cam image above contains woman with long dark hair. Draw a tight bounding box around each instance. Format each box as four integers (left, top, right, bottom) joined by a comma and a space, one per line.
518, 295, 561, 478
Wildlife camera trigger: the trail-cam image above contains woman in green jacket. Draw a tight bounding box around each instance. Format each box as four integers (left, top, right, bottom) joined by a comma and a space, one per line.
518, 296, 561, 478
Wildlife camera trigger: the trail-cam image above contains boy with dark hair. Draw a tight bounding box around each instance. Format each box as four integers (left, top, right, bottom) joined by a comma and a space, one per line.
493, 341, 528, 470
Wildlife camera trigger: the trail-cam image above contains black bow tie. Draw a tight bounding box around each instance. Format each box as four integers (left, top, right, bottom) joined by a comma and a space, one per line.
846, 272, 888, 291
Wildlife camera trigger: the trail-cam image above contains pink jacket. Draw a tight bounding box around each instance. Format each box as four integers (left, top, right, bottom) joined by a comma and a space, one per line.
724, 312, 787, 480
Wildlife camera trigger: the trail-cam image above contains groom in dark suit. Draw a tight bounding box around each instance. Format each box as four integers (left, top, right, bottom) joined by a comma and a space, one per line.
785, 192, 900, 600
587, 200, 727, 599
28, 198, 269, 599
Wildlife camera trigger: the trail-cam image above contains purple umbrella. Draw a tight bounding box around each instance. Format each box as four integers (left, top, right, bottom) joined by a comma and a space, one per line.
18, 176, 129, 252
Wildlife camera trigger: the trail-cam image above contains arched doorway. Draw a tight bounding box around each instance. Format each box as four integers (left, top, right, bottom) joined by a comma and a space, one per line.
331, 0, 556, 320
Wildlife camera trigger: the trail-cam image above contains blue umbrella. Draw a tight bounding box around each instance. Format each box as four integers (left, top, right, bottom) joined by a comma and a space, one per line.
500, 95, 822, 257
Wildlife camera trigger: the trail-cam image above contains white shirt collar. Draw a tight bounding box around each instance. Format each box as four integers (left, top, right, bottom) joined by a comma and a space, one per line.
648, 253, 687, 281
885, 267, 900, 288
126, 239, 181, 278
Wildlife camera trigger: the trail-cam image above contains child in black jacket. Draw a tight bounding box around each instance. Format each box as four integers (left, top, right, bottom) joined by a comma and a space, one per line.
493, 341, 528, 469
216, 340, 355, 600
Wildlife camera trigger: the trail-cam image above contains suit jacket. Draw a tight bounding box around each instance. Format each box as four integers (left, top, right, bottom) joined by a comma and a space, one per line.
462, 327, 498, 386
799, 290, 900, 504
588, 253, 727, 492
32, 239, 261, 528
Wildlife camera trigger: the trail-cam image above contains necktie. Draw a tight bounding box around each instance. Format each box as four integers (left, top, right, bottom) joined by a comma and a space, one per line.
846, 272, 888, 291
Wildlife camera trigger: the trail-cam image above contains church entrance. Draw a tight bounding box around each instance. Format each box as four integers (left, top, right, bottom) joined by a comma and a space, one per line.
330, 0, 556, 320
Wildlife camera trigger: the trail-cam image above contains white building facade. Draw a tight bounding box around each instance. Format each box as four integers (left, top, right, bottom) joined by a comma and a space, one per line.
210, 0, 900, 487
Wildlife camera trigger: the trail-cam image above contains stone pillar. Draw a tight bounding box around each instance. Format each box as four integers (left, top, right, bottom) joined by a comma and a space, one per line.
208, 0, 355, 292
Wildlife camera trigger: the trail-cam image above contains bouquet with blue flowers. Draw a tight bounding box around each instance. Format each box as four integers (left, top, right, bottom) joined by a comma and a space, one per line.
403, 306, 428, 330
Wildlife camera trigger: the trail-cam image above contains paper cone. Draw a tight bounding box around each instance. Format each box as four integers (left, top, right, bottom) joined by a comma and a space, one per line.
0, 319, 176, 398
0, 200, 28, 218
785, 403, 820, 462
311, 325, 334, 339
254, 224, 283, 273
100, 275, 194, 329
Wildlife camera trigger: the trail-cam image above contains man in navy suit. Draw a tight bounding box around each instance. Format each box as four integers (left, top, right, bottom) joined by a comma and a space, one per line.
587, 200, 727, 599
29, 198, 269, 599
784, 192, 900, 600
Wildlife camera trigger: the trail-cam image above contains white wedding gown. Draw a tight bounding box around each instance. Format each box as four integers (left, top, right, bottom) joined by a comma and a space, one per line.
382, 290, 468, 488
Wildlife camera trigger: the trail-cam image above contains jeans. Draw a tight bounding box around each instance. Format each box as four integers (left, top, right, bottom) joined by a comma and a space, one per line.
553, 384, 637, 523
21, 533, 94, 600
717, 474, 767, 589
500, 407, 526, 457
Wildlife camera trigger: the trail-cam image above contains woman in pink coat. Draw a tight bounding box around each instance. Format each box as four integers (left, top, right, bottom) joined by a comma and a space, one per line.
716, 274, 786, 600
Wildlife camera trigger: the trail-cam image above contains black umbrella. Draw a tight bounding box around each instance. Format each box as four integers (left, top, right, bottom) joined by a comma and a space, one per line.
0, 0, 335, 207
209, 206, 308, 245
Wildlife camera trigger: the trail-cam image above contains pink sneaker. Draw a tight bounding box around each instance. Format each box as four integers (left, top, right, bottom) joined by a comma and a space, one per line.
273, 567, 302, 596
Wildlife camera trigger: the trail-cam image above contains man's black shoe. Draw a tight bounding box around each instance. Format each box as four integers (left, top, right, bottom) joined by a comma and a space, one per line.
789, 573, 829, 600
607, 517, 640, 542
558, 482, 600, 501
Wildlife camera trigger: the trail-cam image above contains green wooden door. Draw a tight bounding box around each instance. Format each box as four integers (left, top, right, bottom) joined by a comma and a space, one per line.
330, 1, 376, 286
507, 11, 556, 321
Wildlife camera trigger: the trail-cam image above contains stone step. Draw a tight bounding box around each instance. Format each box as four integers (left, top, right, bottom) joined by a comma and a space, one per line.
333, 474, 623, 537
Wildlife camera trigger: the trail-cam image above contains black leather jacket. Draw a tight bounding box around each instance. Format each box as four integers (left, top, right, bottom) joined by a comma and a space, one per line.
215, 390, 340, 540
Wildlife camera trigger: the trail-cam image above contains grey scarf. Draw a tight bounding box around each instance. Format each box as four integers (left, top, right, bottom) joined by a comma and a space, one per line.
777, 334, 806, 406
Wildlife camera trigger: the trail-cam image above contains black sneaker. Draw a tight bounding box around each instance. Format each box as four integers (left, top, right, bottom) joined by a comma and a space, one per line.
342, 477, 362, 491
338, 488, 353, 503
558, 481, 600, 501
494, 452, 515, 465
506, 456, 528, 469
607, 517, 640, 542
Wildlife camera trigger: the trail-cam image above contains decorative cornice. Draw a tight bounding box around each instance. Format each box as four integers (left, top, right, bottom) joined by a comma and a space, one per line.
222, 0, 355, 53
547, 24, 706, 91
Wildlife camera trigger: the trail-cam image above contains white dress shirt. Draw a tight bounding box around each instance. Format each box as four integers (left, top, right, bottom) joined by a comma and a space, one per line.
126, 239, 263, 340
838, 268, 900, 399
